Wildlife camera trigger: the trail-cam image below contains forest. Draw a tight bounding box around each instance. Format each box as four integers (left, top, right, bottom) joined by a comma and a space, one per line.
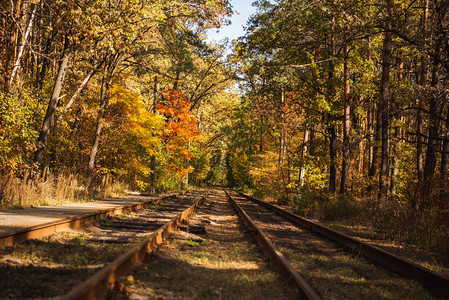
1, 0, 448, 254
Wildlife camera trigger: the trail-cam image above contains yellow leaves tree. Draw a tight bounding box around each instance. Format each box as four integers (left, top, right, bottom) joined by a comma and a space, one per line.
98, 82, 163, 190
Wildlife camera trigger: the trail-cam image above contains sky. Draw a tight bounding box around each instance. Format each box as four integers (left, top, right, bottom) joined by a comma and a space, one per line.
206, 1, 258, 43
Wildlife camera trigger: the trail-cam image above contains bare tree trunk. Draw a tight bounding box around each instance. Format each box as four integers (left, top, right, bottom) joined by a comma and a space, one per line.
416, 104, 424, 179
390, 126, 399, 195
340, 41, 350, 194
417, 0, 429, 180
34, 42, 70, 166
149, 76, 157, 194
328, 24, 337, 194
278, 88, 288, 196
423, 116, 439, 179
329, 123, 337, 193
378, 0, 394, 202
33, 0, 43, 89
309, 124, 315, 156
185, 140, 191, 186
441, 107, 449, 177
423, 59, 441, 180
368, 104, 374, 174
299, 128, 310, 187
359, 106, 366, 174
9, 3, 37, 87
3, 0, 22, 93
424, 96, 440, 180
368, 100, 381, 197
367, 35, 378, 195
390, 59, 405, 196
54, 61, 102, 127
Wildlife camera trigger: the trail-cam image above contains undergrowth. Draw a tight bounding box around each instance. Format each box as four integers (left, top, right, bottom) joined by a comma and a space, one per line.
253, 181, 449, 255
0, 168, 128, 211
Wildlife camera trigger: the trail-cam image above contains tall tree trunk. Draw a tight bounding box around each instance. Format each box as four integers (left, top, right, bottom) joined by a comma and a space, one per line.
279, 88, 288, 195
185, 140, 191, 186
309, 124, 316, 156
423, 53, 441, 180
390, 60, 404, 195
328, 23, 337, 194
390, 126, 399, 195
416, 104, 424, 179
86, 53, 122, 191
149, 76, 157, 194
358, 104, 366, 174
368, 103, 374, 174
299, 128, 310, 187
33, 0, 43, 89
368, 98, 381, 196
378, 0, 394, 202
367, 35, 378, 195
54, 61, 102, 127
9, 3, 37, 87
34, 42, 70, 166
329, 123, 337, 193
417, 0, 429, 180
441, 107, 449, 177
3, 0, 22, 93
340, 41, 350, 194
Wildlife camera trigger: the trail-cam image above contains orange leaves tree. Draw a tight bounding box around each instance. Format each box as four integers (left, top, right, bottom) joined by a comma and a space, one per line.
157, 87, 200, 178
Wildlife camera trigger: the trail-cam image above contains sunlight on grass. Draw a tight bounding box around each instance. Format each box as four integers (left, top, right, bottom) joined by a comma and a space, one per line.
280, 244, 438, 299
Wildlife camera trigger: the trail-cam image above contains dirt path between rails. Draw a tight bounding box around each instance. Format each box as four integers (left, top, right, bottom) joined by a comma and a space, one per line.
110, 189, 298, 300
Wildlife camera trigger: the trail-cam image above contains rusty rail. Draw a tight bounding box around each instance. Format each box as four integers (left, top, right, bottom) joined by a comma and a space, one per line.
239, 191, 449, 297
225, 190, 321, 300
0, 192, 184, 249
61, 194, 206, 300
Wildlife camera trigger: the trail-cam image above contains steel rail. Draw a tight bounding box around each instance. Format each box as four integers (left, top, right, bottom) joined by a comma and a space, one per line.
239, 191, 449, 297
0, 192, 185, 249
225, 190, 321, 300
61, 194, 206, 300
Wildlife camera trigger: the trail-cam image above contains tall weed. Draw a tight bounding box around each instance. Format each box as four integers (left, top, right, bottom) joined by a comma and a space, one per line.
291, 181, 449, 255
0, 169, 128, 211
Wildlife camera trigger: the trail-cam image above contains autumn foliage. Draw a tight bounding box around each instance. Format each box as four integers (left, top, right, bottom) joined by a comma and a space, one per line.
158, 88, 200, 175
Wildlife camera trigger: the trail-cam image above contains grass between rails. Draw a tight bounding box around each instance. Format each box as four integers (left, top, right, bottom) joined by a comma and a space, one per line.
111, 237, 296, 300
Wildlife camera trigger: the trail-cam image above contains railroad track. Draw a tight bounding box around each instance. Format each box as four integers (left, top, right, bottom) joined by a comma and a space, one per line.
1, 189, 448, 299
0, 190, 206, 299
226, 190, 449, 299
103, 189, 299, 300
0, 192, 186, 248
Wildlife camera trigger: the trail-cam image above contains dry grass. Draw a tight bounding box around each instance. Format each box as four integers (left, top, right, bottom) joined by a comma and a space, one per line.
280, 245, 437, 299
0, 169, 128, 211
0, 230, 133, 299
287, 188, 449, 256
